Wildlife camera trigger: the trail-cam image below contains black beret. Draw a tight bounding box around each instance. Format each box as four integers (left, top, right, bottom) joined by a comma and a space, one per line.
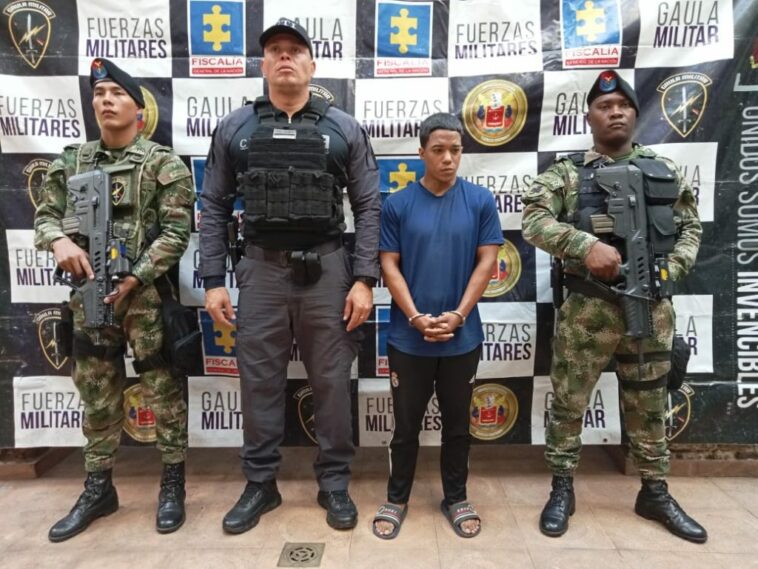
587, 70, 639, 116
259, 18, 313, 57
89, 58, 145, 108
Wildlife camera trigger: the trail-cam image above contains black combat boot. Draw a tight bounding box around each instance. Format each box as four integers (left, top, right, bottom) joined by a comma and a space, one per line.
156, 462, 186, 533
634, 479, 707, 543
539, 475, 575, 537
48, 469, 119, 542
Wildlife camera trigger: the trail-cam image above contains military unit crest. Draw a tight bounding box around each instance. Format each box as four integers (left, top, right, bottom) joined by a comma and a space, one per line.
469, 384, 519, 441
34, 308, 67, 371
462, 80, 528, 147
657, 72, 712, 138
24, 158, 51, 209
4, 0, 54, 68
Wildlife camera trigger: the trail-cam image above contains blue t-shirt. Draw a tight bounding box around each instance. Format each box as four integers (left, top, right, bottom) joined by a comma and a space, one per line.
379, 177, 504, 357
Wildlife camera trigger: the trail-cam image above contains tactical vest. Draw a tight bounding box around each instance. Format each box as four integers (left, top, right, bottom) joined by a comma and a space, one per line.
62, 138, 164, 261
567, 153, 679, 258
237, 97, 343, 239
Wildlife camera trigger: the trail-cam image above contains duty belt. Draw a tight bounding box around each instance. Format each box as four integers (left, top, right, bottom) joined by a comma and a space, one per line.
244, 239, 342, 267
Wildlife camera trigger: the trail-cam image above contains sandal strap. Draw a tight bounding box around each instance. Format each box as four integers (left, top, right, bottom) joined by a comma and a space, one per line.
449, 502, 480, 525
374, 504, 405, 525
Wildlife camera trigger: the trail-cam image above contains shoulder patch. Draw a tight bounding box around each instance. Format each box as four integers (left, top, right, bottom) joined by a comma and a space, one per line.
157, 160, 192, 185
524, 183, 549, 200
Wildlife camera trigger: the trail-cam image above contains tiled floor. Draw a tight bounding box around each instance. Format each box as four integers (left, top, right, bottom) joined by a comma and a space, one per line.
1, 445, 756, 568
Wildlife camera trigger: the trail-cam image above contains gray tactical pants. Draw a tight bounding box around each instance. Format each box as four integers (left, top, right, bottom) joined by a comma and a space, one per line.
234, 247, 358, 491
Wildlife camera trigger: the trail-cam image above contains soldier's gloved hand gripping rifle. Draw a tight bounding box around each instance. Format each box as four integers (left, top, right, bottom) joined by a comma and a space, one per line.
54, 170, 132, 328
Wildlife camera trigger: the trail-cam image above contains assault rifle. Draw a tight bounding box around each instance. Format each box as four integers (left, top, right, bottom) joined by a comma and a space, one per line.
592, 164, 664, 339
55, 170, 132, 328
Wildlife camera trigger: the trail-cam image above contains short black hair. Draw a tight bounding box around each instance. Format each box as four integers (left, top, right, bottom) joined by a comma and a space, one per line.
419, 112, 463, 148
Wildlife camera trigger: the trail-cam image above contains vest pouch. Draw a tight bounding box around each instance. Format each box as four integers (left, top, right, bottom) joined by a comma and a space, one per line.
265, 169, 291, 221
290, 169, 335, 221
631, 158, 678, 205
104, 162, 140, 209
648, 205, 676, 254
238, 169, 267, 222
574, 191, 608, 234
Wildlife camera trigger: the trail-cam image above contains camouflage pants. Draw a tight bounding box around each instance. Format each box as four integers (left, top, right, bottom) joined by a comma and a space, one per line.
545, 292, 674, 480
70, 284, 187, 472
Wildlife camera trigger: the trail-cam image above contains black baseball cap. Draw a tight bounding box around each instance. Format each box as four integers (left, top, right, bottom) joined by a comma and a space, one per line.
89, 58, 145, 108
587, 70, 639, 116
259, 18, 313, 57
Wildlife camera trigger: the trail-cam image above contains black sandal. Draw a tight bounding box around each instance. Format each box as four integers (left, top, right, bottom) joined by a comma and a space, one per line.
440, 500, 481, 538
372, 503, 408, 540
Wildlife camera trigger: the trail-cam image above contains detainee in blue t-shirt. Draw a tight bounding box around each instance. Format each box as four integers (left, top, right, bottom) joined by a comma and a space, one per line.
372, 113, 504, 540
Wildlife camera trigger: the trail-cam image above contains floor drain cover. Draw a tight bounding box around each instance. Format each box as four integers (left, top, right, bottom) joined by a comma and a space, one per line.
277, 542, 325, 567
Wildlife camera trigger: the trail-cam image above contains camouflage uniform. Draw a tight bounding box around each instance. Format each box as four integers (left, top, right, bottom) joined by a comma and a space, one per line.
522, 143, 702, 479
34, 135, 194, 472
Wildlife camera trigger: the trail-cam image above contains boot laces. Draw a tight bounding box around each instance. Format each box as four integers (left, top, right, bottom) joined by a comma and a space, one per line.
75, 474, 109, 509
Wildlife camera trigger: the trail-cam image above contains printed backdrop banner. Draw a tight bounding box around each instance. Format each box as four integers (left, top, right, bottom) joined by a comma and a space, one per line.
1, 0, 757, 449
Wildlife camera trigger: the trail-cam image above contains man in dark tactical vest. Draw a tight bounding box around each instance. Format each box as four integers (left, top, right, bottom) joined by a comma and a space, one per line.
199, 19, 380, 533
521, 70, 707, 543
34, 59, 194, 541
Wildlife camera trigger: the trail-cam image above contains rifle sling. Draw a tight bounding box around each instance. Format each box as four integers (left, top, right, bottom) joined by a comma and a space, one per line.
618, 375, 668, 391
615, 351, 671, 364
564, 274, 619, 304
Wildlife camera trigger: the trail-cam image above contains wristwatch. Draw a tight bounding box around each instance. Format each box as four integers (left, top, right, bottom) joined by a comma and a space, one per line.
354, 276, 378, 288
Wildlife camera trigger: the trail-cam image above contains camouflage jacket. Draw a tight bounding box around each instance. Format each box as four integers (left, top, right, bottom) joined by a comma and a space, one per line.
521, 143, 702, 280
34, 135, 194, 287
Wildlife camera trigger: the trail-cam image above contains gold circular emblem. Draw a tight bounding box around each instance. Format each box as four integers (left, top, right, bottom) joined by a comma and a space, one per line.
122, 384, 157, 443
138, 86, 159, 140
484, 240, 521, 298
462, 79, 528, 147
294, 386, 318, 445
469, 383, 518, 441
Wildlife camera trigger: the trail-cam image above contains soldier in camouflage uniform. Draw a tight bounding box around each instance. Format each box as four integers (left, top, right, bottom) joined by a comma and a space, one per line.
34, 59, 194, 541
522, 70, 707, 543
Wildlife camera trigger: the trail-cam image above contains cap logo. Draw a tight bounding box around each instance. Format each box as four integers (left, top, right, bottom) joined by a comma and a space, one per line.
599, 71, 617, 92
91, 59, 108, 80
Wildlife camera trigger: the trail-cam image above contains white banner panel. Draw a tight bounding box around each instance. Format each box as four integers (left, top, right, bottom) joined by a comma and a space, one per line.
647, 142, 717, 223
7, 229, 70, 303
188, 375, 244, 446
14, 376, 86, 447
635, 0, 734, 68
459, 152, 537, 231
357, 377, 441, 446
263, 0, 356, 79
179, 233, 239, 307
477, 302, 537, 378
355, 77, 449, 154
171, 78, 263, 155
447, 0, 542, 77
77, 0, 173, 77
0, 75, 85, 153
673, 294, 714, 374
531, 373, 621, 444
